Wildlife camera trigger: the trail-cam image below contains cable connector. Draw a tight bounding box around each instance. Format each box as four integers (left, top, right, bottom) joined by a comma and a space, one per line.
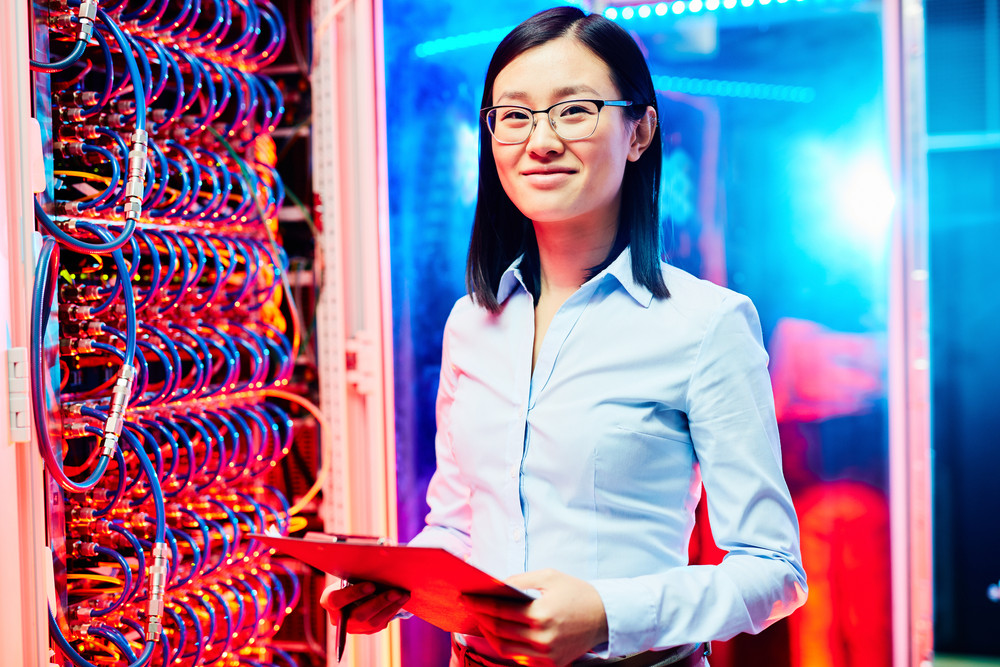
71, 540, 99, 558
77, 0, 97, 44
70, 507, 97, 524
123, 129, 148, 223
59, 304, 93, 321
70, 606, 93, 635
62, 403, 84, 418
60, 338, 95, 355
59, 107, 84, 123
128, 512, 149, 531
63, 421, 87, 438
60, 281, 99, 302
90, 519, 113, 537
146, 541, 169, 642
101, 364, 136, 457
63, 320, 104, 338
101, 113, 127, 129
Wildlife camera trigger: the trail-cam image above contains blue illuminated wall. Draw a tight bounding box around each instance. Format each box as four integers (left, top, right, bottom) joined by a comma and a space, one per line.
925, 0, 1000, 657
384, 2, 893, 664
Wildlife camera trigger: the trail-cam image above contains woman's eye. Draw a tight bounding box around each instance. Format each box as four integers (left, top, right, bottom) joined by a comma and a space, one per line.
558, 103, 597, 120
500, 109, 530, 122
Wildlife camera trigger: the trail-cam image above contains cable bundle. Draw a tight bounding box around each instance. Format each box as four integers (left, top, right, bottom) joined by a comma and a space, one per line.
28, 2, 318, 666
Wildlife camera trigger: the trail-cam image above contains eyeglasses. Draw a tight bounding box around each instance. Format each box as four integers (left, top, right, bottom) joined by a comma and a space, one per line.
480, 99, 634, 145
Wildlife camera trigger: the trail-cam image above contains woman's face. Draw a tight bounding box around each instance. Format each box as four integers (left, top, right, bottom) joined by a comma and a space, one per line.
490, 36, 651, 231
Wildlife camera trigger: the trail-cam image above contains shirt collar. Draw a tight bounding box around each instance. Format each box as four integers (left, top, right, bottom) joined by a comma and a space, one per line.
497, 255, 527, 303
496, 246, 653, 308
597, 246, 654, 308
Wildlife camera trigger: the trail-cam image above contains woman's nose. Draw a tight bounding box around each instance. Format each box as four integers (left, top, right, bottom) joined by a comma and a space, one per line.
525, 113, 564, 155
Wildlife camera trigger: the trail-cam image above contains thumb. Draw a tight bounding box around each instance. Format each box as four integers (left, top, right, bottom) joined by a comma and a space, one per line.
504, 569, 554, 591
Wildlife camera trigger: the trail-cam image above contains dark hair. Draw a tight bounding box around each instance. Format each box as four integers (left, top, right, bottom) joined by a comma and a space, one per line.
466, 6, 668, 312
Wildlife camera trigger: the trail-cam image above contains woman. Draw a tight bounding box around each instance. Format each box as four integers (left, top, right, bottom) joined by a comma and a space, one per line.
321, 7, 807, 666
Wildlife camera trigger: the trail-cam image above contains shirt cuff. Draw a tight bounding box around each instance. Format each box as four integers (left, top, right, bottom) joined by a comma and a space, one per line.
590, 577, 660, 658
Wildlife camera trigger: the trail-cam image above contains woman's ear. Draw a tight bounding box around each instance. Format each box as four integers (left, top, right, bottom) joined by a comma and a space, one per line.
627, 106, 658, 162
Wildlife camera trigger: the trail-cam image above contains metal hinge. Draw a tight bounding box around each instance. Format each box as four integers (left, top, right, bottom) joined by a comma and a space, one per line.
8, 347, 30, 442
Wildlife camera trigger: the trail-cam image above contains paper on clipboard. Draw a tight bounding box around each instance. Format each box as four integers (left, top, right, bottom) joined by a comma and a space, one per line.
252, 533, 535, 635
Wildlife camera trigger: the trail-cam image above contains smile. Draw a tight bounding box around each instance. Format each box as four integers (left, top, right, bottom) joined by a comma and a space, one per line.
521, 169, 576, 188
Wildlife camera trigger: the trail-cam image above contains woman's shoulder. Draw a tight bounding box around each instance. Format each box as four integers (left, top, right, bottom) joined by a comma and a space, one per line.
441, 293, 494, 339
657, 261, 753, 311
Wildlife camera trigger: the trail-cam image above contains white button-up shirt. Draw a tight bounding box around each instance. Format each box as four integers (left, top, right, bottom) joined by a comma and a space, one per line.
409, 247, 807, 658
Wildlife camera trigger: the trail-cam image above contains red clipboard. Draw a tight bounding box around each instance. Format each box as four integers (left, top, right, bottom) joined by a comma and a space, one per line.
252, 533, 535, 635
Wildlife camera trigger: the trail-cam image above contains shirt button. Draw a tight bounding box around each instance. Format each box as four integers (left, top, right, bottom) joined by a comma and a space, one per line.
511, 528, 523, 543
509, 465, 518, 479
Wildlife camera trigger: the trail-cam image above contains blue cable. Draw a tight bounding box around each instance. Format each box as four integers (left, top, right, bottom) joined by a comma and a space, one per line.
49, 607, 155, 667
174, 414, 213, 480
202, 587, 233, 664
35, 199, 136, 254
220, 407, 254, 481
31, 35, 87, 73
220, 581, 247, 635
164, 607, 186, 664
32, 238, 111, 492
93, 6, 147, 130
109, 522, 146, 600
88, 626, 138, 662
89, 545, 133, 616
90, 446, 126, 519
118, 427, 165, 544
200, 520, 229, 577
78, 30, 115, 118
175, 600, 205, 664
169, 528, 201, 588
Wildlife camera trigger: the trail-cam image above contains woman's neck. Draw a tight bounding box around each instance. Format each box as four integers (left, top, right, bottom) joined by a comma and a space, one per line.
534, 218, 618, 294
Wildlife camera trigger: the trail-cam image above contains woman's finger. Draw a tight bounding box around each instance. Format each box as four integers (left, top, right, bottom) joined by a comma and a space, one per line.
345, 589, 411, 633
477, 626, 549, 665
363, 591, 411, 630
463, 594, 535, 625
319, 581, 377, 612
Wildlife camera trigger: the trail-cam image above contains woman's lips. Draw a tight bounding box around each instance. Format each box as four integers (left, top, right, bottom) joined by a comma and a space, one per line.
521, 169, 576, 187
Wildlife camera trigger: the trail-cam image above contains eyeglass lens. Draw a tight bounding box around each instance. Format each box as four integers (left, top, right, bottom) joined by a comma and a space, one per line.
486, 100, 602, 144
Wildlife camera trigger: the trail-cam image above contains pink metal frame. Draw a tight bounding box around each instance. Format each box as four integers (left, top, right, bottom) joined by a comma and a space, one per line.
883, 2, 934, 666
1, 2, 54, 666
312, 0, 400, 664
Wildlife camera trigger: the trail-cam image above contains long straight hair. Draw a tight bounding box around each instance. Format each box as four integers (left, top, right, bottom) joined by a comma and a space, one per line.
466, 6, 668, 313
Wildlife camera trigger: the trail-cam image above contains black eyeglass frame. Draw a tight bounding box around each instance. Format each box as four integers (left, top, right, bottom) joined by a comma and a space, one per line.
479, 99, 634, 145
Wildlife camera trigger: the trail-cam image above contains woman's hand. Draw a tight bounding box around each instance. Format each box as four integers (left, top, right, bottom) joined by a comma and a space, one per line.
319, 581, 410, 634
463, 569, 609, 667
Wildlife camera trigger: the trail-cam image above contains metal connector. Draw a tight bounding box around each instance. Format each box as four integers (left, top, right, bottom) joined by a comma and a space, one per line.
77, 0, 97, 44
101, 364, 137, 457
123, 129, 149, 223
59, 338, 95, 355
146, 541, 170, 642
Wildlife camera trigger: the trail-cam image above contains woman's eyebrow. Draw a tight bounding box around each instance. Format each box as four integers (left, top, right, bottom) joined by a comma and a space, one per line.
494, 85, 603, 104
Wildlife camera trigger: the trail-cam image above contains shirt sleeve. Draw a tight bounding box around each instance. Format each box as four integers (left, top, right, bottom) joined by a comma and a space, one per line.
589, 293, 808, 657
406, 314, 474, 560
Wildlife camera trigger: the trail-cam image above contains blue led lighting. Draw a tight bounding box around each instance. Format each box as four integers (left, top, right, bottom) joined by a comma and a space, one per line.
414, 26, 514, 58
653, 75, 816, 103
415, 0, 852, 58
606, 0, 849, 18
